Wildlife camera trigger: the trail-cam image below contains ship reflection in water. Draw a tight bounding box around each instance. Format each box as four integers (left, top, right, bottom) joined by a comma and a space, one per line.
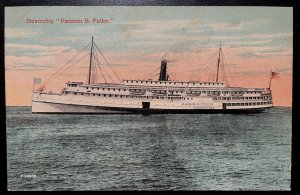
7, 107, 291, 190
124, 115, 191, 189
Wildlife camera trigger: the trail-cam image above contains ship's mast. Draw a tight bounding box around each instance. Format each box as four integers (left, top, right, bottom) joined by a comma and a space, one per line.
216, 43, 221, 82
88, 36, 94, 85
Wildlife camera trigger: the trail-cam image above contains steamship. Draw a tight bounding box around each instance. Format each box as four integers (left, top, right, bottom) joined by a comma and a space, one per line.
31, 37, 273, 114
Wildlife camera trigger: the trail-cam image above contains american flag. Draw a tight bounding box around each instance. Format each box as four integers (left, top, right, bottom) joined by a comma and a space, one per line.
271, 71, 280, 79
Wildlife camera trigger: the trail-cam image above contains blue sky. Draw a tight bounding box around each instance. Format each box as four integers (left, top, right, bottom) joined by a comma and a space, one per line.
5, 6, 292, 55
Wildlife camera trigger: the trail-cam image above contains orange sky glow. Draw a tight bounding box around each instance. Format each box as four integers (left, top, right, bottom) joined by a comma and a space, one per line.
5, 47, 292, 107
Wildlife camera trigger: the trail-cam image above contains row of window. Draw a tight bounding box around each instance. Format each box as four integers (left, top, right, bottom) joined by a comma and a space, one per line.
80, 87, 264, 96
213, 96, 271, 100
227, 101, 272, 106
67, 92, 183, 100
125, 80, 223, 86
65, 91, 272, 103
85, 87, 126, 91
66, 91, 271, 100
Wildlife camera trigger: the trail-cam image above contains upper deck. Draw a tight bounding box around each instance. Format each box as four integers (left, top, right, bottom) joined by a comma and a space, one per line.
122, 80, 225, 88
65, 81, 270, 94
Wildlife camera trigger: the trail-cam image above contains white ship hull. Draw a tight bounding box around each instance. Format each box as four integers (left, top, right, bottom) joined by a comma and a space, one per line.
32, 101, 131, 114
32, 98, 271, 114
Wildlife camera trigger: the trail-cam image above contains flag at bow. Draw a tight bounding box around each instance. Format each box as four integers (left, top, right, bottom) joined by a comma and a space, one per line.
33, 78, 42, 91
271, 71, 280, 79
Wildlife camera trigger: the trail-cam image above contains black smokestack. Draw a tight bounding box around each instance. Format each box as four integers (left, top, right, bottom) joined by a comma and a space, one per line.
158, 60, 167, 81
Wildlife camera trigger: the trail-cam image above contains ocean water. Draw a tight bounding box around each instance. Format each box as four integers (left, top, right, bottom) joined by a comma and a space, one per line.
6, 107, 291, 191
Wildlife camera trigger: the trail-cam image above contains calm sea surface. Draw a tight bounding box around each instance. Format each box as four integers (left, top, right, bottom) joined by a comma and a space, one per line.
6, 106, 291, 191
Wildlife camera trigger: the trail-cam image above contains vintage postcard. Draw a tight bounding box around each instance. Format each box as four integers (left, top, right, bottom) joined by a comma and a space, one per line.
5, 6, 292, 190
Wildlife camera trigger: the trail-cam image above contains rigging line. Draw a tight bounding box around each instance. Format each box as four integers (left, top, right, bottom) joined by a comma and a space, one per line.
220, 52, 228, 85
189, 50, 219, 80
221, 50, 237, 87
144, 70, 160, 80
202, 50, 222, 80
207, 73, 213, 82
196, 58, 219, 81
146, 67, 161, 78
92, 55, 98, 84
92, 53, 107, 83
219, 53, 226, 82
93, 52, 115, 83
48, 53, 90, 86
147, 72, 160, 80
93, 48, 108, 82
93, 50, 108, 83
42, 41, 92, 86
93, 42, 122, 83
220, 66, 228, 86
138, 66, 161, 80
228, 66, 237, 87
220, 54, 229, 86
225, 60, 235, 88
220, 49, 229, 85
201, 50, 219, 68
85, 64, 90, 84
92, 52, 105, 83
201, 58, 219, 76
91, 54, 94, 84
211, 68, 216, 82
207, 61, 218, 82
43, 43, 91, 86
44, 52, 91, 86
166, 67, 177, 81
95, 61, 99, 84
196, 55, 219, 77
138, 69, 158, 80
85, 72, 88, 84
93, 51, 113, 83
190, 50, 218, 80
149, 68, 162, 79
45, 51, 91, 83
168, 73, 176, 81
94, 51, 116, 84
153, 72, 160, 78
